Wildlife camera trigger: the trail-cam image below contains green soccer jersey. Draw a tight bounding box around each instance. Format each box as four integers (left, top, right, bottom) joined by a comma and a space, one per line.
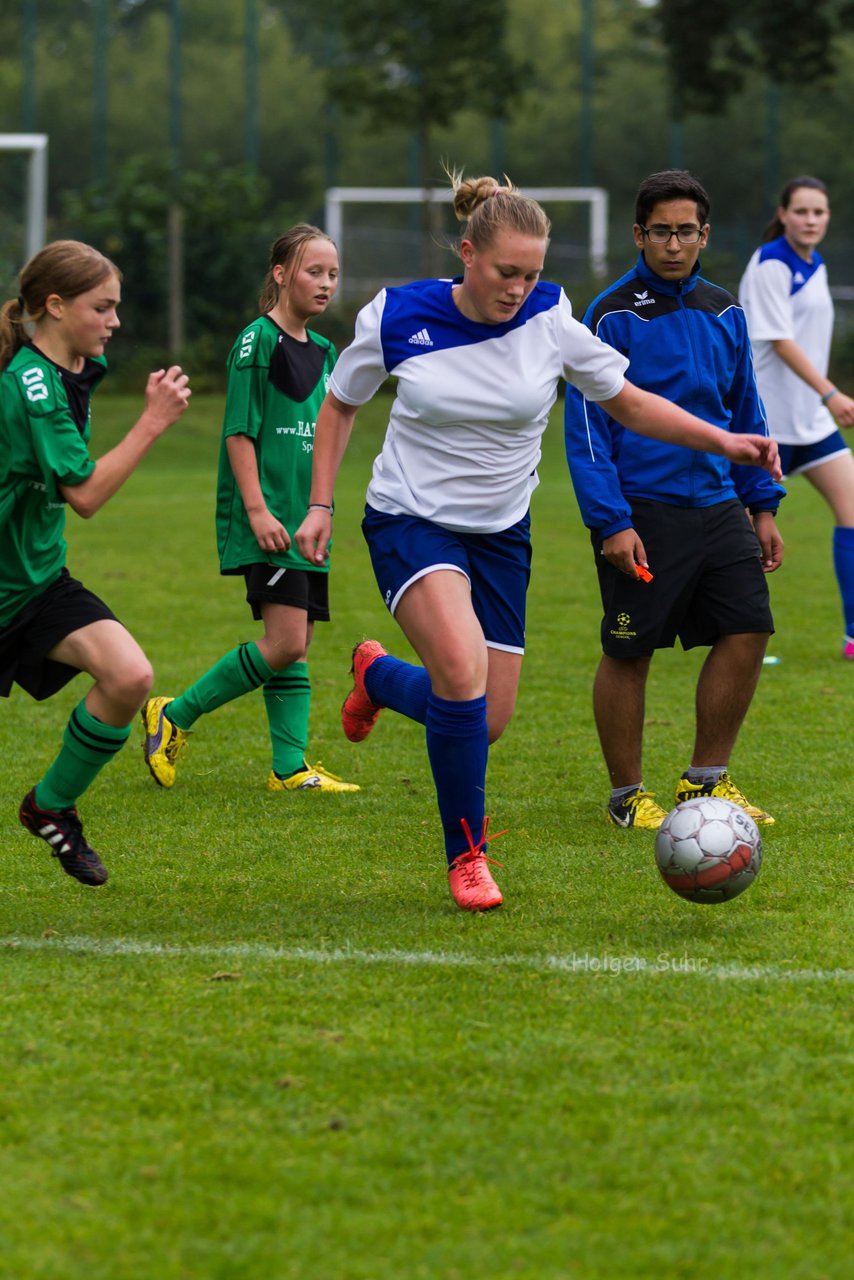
215, 315, 336, 574
0, 344, 104, 627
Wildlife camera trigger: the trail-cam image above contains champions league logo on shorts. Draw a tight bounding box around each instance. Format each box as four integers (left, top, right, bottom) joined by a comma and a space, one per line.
610, 611, 637, 639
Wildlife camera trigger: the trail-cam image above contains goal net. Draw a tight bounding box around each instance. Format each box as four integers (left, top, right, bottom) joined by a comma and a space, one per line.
325, 185, 608, 300
0, 134, 48, 296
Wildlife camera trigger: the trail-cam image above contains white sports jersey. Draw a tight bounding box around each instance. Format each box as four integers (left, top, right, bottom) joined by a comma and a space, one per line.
330, 277, 628, 533
739, 235, 835, 445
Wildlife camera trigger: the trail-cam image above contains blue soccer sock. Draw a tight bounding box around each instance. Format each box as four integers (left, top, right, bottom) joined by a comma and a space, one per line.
832, 526, 854, 637
364, 654, 431, 725
425, 692, 489, 864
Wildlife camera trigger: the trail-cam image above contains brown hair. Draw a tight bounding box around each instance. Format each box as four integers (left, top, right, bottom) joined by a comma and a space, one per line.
447, 167, 551, 251
635, 169, 710, 227
258, 223, 337, 314
762, 175, 828, 243
0, 239, 120, 369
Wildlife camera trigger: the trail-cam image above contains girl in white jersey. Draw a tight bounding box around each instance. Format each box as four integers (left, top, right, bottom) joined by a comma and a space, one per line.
296, 169, 781, 913
739, 176, 854, 659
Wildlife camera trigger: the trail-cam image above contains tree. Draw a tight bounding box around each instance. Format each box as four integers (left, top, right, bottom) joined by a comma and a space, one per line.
299, 0, 525, 183
287, 0, 527, 269
649, 0, 854, 115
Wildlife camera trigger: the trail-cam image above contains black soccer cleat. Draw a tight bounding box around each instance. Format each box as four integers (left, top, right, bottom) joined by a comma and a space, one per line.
19, 789, 109, 886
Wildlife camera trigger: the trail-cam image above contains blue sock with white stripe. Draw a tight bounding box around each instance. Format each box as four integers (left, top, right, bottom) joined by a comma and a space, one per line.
425, 692, 488, 864
833, 526, 854, 638
364, 654, 431, 725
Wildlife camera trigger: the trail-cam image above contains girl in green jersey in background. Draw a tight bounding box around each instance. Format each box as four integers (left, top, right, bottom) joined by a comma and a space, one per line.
142, 225, 358, 794
0, 240, 191, 886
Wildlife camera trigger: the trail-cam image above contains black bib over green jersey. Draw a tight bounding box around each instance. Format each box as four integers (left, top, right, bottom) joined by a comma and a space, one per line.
215, 315, 336, 575
0, 344, 105, 627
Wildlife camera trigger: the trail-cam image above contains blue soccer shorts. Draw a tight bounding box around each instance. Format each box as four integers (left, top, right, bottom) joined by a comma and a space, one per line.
361, 505, 532, 654
778, 429, 851, 477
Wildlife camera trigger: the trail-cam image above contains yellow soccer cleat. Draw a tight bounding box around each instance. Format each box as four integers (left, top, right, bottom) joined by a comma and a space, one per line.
607, 787, 668, 830
266, 762, 360, 793
141, 696, 190, 789
675, 770, 775, 826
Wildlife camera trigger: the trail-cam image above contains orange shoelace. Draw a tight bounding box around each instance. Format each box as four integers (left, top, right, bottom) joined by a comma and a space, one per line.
456, 816, 508, 868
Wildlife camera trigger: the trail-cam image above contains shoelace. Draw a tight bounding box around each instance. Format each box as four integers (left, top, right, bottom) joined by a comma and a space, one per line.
165, 725, 188, 764
309, 761, 343, 781
454, 816, 508, 874
626, 789, 658, 812
714, 772, 749, 804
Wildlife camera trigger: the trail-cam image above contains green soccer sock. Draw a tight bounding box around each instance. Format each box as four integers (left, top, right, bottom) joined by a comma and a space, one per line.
263, 662, 311, 777
168, 642, 276, 730
35, 698, 132, 811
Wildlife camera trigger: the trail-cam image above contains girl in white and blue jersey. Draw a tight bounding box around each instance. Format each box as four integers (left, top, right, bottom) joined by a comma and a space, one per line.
296, 169, 781, 913
739, 176, 854, 659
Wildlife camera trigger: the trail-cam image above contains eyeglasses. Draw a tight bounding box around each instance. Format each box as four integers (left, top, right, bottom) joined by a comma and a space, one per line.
639, 224, 705, 245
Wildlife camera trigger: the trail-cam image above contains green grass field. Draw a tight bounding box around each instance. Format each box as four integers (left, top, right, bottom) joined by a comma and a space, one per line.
1, 393, 851, 1280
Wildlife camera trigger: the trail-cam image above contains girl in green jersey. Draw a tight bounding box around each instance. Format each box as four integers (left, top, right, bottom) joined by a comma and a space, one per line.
0, 240, 191, 886
142, 225, 358, 794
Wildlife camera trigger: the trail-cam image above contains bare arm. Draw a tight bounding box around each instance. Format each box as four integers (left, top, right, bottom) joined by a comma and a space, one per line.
294, 391, 360, 566
60, 366, 191, 518
752, 510, 784, 574
771, 338, 854, 427
600, 380, 782, 480
226, 433, 289, 553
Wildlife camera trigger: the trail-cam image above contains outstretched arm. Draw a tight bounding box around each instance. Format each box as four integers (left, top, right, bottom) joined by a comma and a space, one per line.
294, 391, 360, 566
600, 380, 782, 480
60, 366, 191, 518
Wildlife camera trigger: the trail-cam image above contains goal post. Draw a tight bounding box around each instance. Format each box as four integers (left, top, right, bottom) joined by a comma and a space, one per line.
325, 185, 609, 285
0, 133, 48, 262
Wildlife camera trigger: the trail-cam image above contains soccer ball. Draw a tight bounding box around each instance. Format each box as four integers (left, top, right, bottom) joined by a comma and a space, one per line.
654, 797, 762, 904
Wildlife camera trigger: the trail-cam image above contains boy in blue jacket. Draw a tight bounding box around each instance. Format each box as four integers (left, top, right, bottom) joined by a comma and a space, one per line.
564, 170, 785, 830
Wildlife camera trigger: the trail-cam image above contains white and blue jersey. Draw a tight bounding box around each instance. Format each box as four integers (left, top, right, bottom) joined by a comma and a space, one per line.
329, 277, 628, 534
739, 235, 835, 445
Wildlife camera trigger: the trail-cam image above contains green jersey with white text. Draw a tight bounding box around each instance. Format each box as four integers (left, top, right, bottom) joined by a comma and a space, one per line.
215, 315, 336, 574
0, 343, 104, 626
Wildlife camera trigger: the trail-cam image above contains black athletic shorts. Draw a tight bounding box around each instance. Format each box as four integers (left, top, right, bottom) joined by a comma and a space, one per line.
242, 564, 330, 623
593, 498, 774, 657
0, 569, 119, 701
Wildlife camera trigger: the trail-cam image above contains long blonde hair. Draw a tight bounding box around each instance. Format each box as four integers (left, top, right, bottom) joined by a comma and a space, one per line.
0, 239, 120, 368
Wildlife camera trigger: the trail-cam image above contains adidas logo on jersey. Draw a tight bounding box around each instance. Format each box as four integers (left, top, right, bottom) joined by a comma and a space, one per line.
793, 271, 805, 284
633, 290, 656, 308
408, 328, 434, 346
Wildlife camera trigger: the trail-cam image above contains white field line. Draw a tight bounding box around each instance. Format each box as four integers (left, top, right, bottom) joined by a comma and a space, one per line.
1, 935, 852, 982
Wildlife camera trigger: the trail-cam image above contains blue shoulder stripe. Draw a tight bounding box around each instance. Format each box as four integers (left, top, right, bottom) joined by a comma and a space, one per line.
379, 278, 561, 371
758, 235, 823, 296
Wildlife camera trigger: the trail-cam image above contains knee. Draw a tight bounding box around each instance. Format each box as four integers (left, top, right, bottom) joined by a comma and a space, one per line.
112, 656, 154, 710
431, 650, 487, 701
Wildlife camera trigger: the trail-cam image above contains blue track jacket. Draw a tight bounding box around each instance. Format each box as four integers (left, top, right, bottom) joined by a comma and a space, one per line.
564, 254, 785, 540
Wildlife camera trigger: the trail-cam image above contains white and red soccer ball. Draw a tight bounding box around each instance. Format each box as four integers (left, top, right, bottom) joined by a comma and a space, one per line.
654, 796, 763, 904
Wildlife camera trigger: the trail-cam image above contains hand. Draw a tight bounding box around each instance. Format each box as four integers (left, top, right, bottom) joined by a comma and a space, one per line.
248, 508, 290, 553
144, 365, 191, 431
722, 434, 782, 481
295, 508, 332, 566
752, 511, 784, 573
826, 389, 854, 428
602, 527, 649, 578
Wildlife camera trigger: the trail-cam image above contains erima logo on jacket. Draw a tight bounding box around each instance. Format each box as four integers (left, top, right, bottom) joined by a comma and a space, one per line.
634, 291, 656, 308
